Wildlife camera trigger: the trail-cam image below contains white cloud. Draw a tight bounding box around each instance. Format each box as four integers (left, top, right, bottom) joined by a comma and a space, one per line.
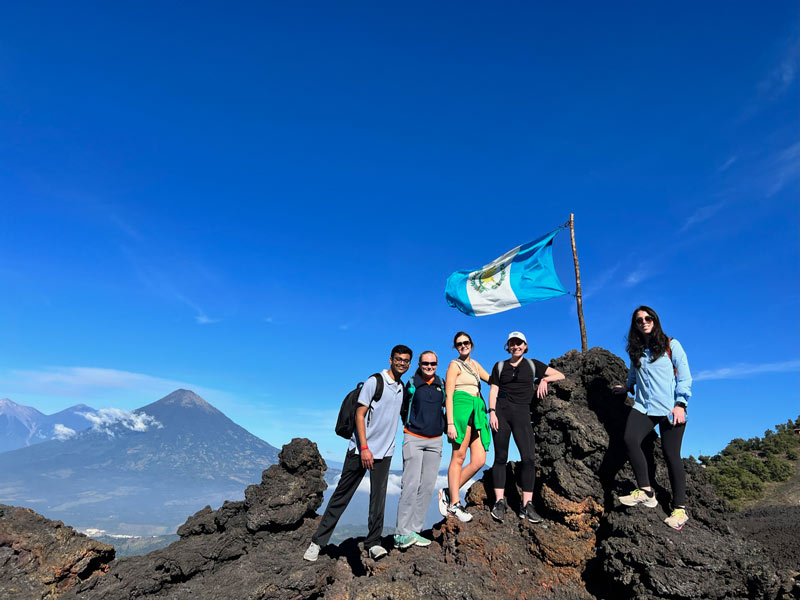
52, 424, 76, 440
581, 263, 620, 300
765, 142, 800, 197
694, 360, 800, 381
624, 270, 646, 287
679, 202, 726, 234
757, 47, 799, 100
2, 366, 221, 401
717, 156, 737, 173
80, 408, 163, 436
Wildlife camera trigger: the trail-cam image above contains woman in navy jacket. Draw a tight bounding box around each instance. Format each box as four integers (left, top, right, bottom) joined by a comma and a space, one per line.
394, 350, 446, 549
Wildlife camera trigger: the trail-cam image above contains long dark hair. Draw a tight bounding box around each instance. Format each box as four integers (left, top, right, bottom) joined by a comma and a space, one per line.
626, 305, 669, 369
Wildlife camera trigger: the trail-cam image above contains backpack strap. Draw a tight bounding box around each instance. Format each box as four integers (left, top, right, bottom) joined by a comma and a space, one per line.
666, 339, 677, 378
365, 373, 384, 426
526, 358, 539, 394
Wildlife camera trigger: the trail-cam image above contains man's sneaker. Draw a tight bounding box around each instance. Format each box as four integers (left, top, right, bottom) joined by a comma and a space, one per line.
393, 534, 416, 549
518, 502, 543, 523
619, 488, 658, 508
412, 532, 432, 547
368, 545, 388, 560
490, 498, 507, 522
664, 508, 689, 530
446, 503, 473, 522
437, 488, 450, 517
303, 542, 320, 562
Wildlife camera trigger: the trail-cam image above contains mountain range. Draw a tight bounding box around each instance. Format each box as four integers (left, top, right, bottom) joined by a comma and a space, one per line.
0, 389, 279, 535
0, 398, 97, 452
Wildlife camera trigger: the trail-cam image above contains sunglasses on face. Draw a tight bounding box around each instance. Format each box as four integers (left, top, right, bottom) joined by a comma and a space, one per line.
455, 340, 471, 347
420, 361, 437, 367
635, 316, 654, 325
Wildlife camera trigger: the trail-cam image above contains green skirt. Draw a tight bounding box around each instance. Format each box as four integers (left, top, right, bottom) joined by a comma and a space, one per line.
451, 390, 491, 450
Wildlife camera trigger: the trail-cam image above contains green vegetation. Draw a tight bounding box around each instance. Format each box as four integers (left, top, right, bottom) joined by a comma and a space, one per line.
698, 416, 800, 510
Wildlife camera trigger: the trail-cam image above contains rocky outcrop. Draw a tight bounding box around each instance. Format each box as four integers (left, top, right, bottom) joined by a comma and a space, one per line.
0, 505, 114, 600
8, 348, 799, 599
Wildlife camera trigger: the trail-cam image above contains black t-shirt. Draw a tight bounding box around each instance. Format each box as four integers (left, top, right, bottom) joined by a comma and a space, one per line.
489, 358, 548, 405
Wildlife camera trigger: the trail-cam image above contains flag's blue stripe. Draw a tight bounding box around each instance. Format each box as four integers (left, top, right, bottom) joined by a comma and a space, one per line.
509, 229, 568, 303
444, 270, 475, 316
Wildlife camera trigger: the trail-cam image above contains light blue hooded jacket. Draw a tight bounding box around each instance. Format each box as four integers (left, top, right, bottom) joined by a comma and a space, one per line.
626, 339, 692, 417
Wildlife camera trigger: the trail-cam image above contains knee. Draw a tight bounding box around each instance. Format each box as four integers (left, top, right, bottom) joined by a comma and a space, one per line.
450, 452, 466, 467
521, 454, 536, 469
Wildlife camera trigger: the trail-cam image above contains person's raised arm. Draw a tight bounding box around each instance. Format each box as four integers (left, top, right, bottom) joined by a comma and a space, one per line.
474, 360, 491, 383
445, 361, 459, 440
537, 366, 565, 399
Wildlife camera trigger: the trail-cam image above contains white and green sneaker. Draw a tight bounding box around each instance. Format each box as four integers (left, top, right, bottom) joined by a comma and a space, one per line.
393, 534, 416, 549
619, 488, 658, 508
412, 532, 432, 547
665, 508, 689, 530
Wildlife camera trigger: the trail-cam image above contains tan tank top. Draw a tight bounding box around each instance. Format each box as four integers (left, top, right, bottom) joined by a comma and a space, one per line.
453, 359, 481, 397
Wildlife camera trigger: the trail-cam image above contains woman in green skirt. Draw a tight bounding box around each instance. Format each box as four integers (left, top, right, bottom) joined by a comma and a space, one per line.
438, 331, 491, 522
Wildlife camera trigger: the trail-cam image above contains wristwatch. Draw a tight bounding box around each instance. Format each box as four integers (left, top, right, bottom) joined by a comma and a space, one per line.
675, 401, 687, 409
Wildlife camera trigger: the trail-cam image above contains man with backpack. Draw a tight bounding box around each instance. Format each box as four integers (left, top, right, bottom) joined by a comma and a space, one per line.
303, 344, 412, 562
394, 350, 446, 550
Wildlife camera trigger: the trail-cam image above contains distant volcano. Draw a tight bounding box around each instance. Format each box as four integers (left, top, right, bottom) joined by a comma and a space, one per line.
0, 390, 279, 535
0, 398, 97, 452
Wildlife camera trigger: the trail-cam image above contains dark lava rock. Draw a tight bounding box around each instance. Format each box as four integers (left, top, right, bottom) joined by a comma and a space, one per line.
0, 504, 114, 600
11, 349, 800, 599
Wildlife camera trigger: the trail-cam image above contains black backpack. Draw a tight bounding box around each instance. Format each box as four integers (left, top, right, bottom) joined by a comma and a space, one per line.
335, 373, 384, 441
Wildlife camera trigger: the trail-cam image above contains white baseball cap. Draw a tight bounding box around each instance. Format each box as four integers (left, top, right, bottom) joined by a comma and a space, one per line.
507, 331, 527, 344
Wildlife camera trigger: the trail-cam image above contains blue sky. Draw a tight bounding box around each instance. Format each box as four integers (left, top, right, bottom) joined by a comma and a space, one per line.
1, 2, 798, 469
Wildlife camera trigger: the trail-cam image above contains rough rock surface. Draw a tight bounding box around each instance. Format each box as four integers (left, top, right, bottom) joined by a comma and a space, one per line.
0, 504, 114, 599
9, 349, 800, 599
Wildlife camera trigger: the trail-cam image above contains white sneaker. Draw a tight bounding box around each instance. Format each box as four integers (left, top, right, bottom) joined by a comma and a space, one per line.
446, 503, 473, 522
619, 489, 658, 508
368, 545, 388, 560
437, 488, 449, 517
303, 542, 320, 562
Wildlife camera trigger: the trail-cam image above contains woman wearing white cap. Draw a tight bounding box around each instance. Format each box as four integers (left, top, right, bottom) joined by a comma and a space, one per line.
487, 331, 565, 523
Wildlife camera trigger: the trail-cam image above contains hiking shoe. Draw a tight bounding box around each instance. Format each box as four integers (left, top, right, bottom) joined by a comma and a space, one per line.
490, 498, 507, 522
303, 542, 320, 562
412, 532, 431, 547
368, 545, 388, 560
393, 534, 416, 549
665, 508, 689, 530
518, 502, 543, 523
437, 488, 450, 517
619, 489, 658, 508
447, 503, 473, 522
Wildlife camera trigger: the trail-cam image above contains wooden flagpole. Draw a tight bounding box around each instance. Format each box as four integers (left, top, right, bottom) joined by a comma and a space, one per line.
569, 213, 588, 352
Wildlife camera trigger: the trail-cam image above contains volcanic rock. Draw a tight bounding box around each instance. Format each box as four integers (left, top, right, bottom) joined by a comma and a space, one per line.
8, 348, 798, 599
0, 505, 113, 600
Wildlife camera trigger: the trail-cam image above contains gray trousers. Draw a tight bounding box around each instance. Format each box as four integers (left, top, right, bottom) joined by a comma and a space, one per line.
396, 432, 442, 535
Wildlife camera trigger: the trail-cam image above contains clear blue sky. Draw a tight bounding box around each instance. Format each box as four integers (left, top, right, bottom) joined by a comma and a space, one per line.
1, 2, 797, 466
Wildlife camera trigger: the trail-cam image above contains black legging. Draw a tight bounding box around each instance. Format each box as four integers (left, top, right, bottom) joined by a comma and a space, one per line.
491, 400, 536, 492
624, 408, 686, 506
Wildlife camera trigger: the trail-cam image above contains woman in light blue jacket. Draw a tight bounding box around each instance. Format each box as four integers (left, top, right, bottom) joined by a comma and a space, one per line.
613, 305, 692, 530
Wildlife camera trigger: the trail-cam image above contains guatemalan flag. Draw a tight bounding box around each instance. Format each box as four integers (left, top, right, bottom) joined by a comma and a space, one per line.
445, 228, 568, 316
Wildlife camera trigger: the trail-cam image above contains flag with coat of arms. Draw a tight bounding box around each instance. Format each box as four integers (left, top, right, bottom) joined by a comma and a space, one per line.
444, 228, 568, 316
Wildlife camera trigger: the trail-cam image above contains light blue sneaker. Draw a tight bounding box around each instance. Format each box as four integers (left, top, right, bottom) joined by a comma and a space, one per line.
393, 534, 416, 549
412, 532, 431, 547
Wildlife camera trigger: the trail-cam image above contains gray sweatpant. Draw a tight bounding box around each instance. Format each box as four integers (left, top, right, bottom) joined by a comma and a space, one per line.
396, 432, 442, 536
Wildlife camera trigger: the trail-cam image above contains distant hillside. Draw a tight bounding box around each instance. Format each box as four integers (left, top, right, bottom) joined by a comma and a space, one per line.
0, 398, 97, 452
0, 390, 279, 535
698, 415, 800, 510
